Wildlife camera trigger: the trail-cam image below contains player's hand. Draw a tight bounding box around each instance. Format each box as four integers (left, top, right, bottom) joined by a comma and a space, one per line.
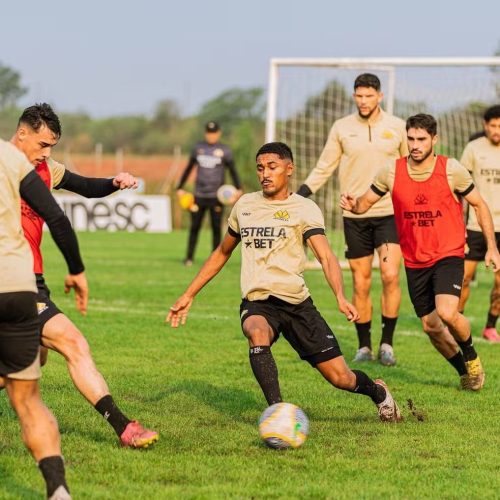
337, 298, 359, 322
176, 189, 186, 198
339, 193, 356, 212
113, 172, 138, 190
64, 272, 88, 315
485, 248, 500, 273
166, 294, 194, 327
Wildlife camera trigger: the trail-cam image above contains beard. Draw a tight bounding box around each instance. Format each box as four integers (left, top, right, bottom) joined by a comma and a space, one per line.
410, 148, 434, 164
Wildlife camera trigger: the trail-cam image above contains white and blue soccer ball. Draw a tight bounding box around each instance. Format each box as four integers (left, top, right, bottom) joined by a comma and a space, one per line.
258, 402, 309, 449
216, 184, 238, 205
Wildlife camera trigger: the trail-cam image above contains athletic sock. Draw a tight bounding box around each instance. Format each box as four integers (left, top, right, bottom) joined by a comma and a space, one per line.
486, 312, 498, 329
350, 370, 386, 405
38, 455, 69, 498
457, 335, 478, 362
446, 351, 467, 376
380, 315, 397, 346
355, 321, 372, 349
94, 395, 132, 437
249, 346, 282, 405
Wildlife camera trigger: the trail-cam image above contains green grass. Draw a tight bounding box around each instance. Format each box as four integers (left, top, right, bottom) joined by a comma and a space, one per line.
1, 230, 499, 499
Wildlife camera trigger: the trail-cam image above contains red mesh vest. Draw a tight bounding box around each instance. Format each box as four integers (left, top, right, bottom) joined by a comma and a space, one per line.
392, 155, 465, 268
21, 160, 52, 274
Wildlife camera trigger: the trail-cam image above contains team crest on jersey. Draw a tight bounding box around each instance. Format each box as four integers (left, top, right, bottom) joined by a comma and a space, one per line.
37, 302, 48, 315
414, 194, 428, 205
273, 210, 290, 221
382, 130, 394, 139
213, 148, 224, 157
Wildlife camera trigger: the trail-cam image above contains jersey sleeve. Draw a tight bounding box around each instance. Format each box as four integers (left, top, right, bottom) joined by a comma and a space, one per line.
47, 158, 67, 188
459, 143, 475, 173
370, 161, 393, 195
303, 121, 342, 193
227, 201, 240, 237
302, 200, 326, 240
448, 158, 474, 195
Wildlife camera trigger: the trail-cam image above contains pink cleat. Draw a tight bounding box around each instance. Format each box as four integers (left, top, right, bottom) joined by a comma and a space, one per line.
482, 327, 500, 343
120, 420, 159, 448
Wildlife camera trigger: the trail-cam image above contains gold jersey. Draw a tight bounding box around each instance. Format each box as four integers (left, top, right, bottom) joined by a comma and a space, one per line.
228, 192, 325, 304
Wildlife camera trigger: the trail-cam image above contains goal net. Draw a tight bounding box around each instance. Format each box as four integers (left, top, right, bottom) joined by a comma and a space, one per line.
265, 57, 500, 258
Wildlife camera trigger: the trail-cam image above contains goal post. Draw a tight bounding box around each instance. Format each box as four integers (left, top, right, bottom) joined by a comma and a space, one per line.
265, 57, 500, 256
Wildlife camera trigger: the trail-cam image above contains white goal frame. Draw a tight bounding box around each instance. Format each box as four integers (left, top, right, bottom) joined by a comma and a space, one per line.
266, 56, 500, 142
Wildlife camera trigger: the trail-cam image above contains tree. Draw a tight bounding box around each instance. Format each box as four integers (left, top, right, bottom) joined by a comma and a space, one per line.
153, 99, 180, 130
0, 62, 27, 110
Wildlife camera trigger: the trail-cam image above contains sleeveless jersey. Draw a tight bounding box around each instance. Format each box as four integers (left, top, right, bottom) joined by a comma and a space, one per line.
392, 155, 465, 268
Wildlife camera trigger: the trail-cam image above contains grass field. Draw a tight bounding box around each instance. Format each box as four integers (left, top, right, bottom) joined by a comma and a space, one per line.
1, 230, 499, 499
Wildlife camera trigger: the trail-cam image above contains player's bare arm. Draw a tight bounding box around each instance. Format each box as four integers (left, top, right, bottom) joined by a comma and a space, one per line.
166, 232, 240, 327
465, 187, 500, 271
307, 233, 359, 322
340, 188, 381, 214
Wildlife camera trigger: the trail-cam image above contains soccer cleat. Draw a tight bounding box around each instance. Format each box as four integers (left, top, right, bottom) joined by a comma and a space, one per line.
48, 486, 71, 500
374, 379, 402, 423
460, 357, 485, 391
183, 259, 193, 267
353, 346, 375, 362
120, 421, 159, 448
482, 327, 500, 343
378, 343, 396, 366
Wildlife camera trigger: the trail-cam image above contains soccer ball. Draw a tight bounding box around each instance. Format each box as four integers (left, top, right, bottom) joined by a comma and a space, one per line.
216, 184, 238, 205
178, 192, 195, 211
258, 402, 309, 449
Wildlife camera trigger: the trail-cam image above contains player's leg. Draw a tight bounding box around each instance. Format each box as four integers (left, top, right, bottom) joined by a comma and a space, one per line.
348, 256, 374, 359
41, 312, 159, 447
459, 259, 479, 313
241, 300, 282, 405
209, 202, 223, 250
374, 216, 402, 366
483, 264, 500, 342
344, 217, 375, 361
0, 291, 70, 499
6, 378, 70, 499
185, 203, 207, 264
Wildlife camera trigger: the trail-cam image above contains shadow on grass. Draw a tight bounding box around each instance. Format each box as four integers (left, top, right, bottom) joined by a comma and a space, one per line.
0, 465, 38, 499
150, 379, 260, 424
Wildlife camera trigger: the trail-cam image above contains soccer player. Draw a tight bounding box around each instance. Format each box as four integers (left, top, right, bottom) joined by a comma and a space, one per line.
340, 114, 500, 391
176, 121, 242, 266
458, 105, 500, 342
0, 103, 158, 448
167, 142, 402, 423
0, 137, 85, 499
297, 73, 408, 366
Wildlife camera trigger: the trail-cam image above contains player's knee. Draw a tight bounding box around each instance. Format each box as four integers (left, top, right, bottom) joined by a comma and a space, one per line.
436, 306, 459, 326
352, 277, 371, 296
246, 327, 272, 346
381, 267, 399, 287
58, 329, 91, 361
421, 319, 441, 337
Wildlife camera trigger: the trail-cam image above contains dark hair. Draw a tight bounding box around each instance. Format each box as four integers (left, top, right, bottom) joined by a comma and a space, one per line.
354, 73, 381, 91
484, 105, 500, 122
18, 103, 62, 138
406, 114, 437, 136
255, 142, 293, 162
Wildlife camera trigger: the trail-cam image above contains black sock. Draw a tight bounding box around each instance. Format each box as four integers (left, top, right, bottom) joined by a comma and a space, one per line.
380, 315, 397, 346
355, 321, 372, 349
446, 352, 467, 375
457, 335, 478, 362
38, 456, 69, 498
249, 346, 282, 405
486, 312, 498, 329
350, 370, 386, 404
94, 395, 132, 437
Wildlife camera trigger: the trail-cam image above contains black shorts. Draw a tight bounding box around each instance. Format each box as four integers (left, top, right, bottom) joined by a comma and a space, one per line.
239, 295, 342, 366
343, 215, 399, 259
0, 291, 40, 377
36, 274, 62, 331
405, 257, 464, 318
465, 230, 500, 261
